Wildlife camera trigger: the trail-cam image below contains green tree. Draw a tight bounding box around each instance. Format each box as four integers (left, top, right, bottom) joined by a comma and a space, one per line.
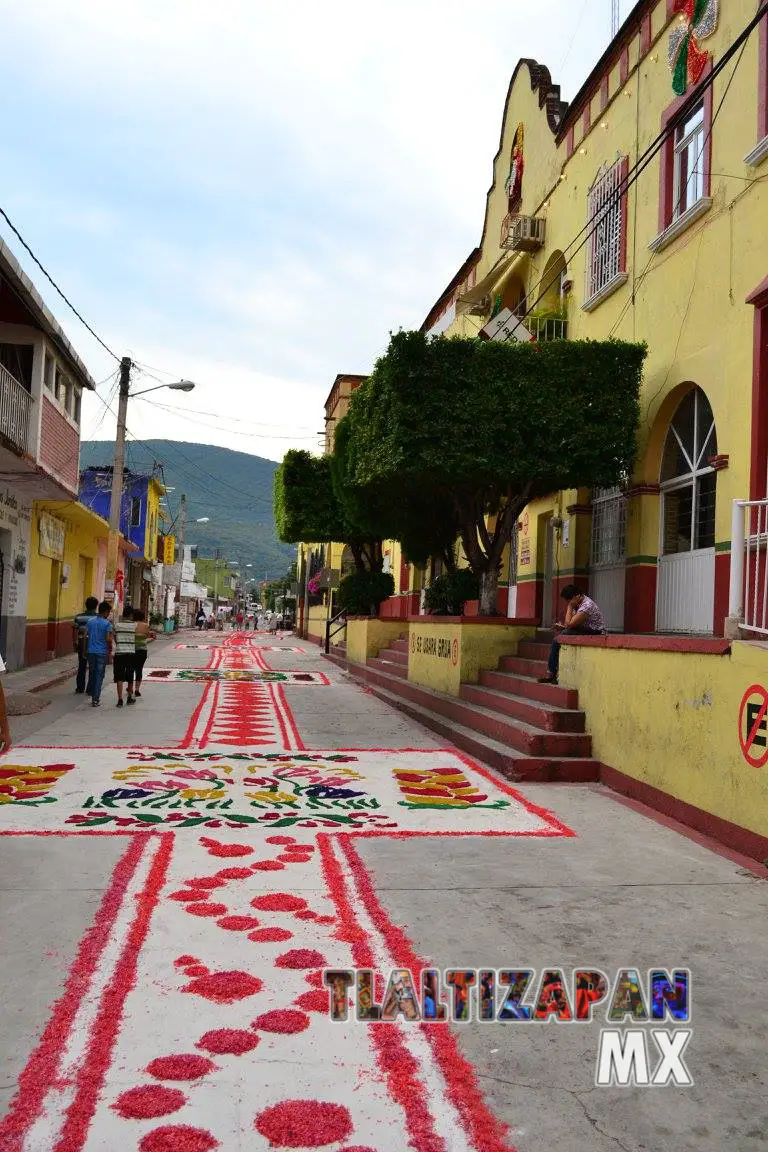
274, 451, 346, 545
274, 448, 382, 573
344, 331, 646, 616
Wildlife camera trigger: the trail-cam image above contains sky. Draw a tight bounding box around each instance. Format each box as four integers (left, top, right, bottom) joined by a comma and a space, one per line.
0, 0, 635, 462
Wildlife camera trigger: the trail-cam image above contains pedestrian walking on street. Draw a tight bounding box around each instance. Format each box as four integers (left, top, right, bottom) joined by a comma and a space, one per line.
196, 608, 206, 631
73, 595, 98, 696
85, 602, 114, 707
113, 606, 137, 707
538, 585, 606, 686
132, 609, 152, 697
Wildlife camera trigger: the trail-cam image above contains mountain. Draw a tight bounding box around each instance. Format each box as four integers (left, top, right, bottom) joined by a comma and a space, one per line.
79, 440, 296, 580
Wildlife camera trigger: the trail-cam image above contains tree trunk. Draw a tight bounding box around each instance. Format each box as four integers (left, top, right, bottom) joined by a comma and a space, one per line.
478, 566, 500, 617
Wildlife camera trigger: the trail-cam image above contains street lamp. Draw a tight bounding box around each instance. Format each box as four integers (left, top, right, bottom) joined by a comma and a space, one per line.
131, 380, 196, 396
106, 358, 199, 593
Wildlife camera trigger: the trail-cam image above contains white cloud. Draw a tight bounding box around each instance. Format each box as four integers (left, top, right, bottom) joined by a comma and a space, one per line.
0, 0, 635, 461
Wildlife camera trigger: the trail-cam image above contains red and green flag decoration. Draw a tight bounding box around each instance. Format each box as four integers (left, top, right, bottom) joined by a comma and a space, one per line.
668, 0, 719, 95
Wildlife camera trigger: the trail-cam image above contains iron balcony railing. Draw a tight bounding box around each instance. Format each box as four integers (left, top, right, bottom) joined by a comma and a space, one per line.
528, 316, 568, 342
0, 364, 32, 456
729, 498, 768, 636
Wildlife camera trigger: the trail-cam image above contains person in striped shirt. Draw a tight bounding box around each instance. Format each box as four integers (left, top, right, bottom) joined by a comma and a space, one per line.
113, 606, 137, 707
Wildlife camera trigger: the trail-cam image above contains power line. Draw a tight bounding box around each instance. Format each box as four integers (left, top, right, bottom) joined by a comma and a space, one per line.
0, 205, 120, 362
131, 365, 316, 430
135, 395, 320, 440
514, 0, 768, 328
607, 37, 748, 346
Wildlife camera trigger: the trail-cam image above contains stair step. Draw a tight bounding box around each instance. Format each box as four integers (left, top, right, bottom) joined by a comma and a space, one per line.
390, 638, 410, 654
499, 654, 549, 678
332, 655, 590, 757
378, 647, 408, 666
324, 654, 598, 783
480, 669, 579, 709
367, 656, 408, 679
460, 683, 585, 732
517, 640, 553, 660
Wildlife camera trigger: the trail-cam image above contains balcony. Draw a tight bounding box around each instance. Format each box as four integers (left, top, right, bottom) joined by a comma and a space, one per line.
500, 214, 546, 253
528, 314, 568, 342
0, 362, 32, 456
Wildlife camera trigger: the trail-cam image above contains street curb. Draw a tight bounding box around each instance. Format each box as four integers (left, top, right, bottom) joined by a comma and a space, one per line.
28, 670, 74, 695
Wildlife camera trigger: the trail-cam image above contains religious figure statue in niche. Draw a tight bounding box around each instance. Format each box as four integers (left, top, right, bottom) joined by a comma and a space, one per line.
505, 124, 525, 213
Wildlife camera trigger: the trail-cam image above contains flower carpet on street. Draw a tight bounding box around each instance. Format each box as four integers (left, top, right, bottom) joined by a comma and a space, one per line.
0, 632, 574, 1152
145, 668, 329, 684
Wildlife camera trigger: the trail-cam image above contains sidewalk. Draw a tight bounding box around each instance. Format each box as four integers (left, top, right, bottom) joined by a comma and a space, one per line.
2, 652, 76, 696
1, 629, 187, 697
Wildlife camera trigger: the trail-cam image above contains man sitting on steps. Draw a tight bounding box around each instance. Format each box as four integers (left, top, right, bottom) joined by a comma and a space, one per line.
538, 585, 606, 686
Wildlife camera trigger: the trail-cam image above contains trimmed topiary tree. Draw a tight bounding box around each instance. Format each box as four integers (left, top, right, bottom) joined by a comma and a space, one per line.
338, 569, 395, 617
344, 331, 646, 616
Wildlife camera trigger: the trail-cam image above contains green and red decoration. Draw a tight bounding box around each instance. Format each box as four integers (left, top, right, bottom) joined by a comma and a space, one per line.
668, 0, 719, 96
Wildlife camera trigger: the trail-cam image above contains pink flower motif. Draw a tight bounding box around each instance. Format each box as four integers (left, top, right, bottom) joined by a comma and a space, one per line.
129, 779, 179, 792
243, 777, 277, 787
169, 769, 222, 782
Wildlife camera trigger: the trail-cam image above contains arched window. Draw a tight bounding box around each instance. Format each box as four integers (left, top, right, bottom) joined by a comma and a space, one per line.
660, 387, 717, 555
340, 545, 356, 577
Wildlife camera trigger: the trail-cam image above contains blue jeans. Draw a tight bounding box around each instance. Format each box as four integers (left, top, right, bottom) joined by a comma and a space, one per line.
87, 654, 108, 702
547, 627, 603, 679
76, 652, 92, 694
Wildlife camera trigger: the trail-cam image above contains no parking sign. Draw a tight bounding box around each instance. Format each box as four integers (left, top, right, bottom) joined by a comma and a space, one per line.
738, 684, 768, 768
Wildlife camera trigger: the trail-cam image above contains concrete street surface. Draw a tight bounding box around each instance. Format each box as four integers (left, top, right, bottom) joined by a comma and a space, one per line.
0, 630, 765, 1152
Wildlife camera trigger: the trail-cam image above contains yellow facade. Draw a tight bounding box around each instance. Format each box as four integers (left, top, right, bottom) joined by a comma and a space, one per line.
420, 0, 768, 637
407, 620, 535, 695
144, 477, 166, 563
560, 639, 768, 841
26, 501, 113, 662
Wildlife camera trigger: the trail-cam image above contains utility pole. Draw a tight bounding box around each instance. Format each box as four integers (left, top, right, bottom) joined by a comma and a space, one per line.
612, 0, 620, 37
302, 547, 310, 640
106, 356, 132, 597
214, 548, 220, 613
175, 493, 187, 628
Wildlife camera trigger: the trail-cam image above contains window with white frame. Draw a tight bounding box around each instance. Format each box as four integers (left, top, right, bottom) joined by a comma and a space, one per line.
585, 157, 628, 305
660, 387, 717, 555
672, 102, 705, 220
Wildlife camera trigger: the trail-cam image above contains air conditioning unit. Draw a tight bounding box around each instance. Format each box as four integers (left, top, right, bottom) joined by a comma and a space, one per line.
500, 214, 546, 252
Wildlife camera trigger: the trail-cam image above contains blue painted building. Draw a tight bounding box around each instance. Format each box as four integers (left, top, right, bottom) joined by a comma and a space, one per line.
79, 466, 166, 607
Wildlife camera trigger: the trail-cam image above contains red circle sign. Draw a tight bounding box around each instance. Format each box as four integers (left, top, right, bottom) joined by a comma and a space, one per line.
738, 684, 768, 768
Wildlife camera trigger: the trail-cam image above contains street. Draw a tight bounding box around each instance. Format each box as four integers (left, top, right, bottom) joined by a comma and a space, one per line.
0, 630, 766, 1152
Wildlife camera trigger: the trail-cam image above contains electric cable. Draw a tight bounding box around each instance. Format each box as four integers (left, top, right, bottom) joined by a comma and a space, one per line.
0, 206, 120, 362
510, 1, 768, 329
607, 37, 747, 350
134, 395, 320, 440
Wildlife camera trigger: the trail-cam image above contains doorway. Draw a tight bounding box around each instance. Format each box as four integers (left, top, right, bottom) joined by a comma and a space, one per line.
656, 387, 717, 633
589, 487, 627, 631
507, 524, 519, 618
542, 518, 556, 629
47, 560, 61, 655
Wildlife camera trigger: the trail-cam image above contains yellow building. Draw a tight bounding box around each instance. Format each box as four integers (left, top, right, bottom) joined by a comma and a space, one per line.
420, 0, 768, 638
26, 501, 135, 663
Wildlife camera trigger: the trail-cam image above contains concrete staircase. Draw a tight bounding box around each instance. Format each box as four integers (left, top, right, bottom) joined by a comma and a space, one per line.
325, 634, 600, 783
